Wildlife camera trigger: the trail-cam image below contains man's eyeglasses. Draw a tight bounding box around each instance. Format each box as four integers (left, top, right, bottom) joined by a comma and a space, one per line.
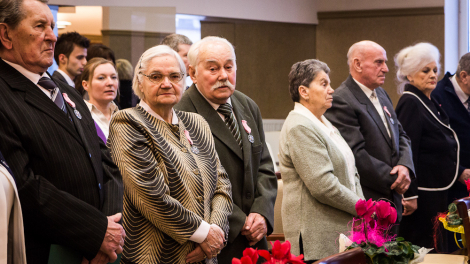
140, 72, 184, 85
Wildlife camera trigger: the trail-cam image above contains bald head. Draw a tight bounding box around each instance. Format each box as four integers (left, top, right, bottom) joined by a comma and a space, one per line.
347, 41, 389, 90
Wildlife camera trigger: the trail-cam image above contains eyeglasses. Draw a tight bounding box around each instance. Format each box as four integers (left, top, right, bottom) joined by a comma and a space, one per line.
139, 72, 185, 85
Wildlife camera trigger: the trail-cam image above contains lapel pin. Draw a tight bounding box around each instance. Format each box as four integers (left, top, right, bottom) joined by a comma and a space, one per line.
63, 93, 82, 120
185, 130, 199, 154
383, 106, 394, 124
241, 120, 254, 143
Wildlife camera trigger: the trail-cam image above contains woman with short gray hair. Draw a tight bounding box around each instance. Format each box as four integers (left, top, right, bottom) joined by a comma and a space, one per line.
108, 45, 232, 264
279, 59, 364, 262
395, 42, 460, 251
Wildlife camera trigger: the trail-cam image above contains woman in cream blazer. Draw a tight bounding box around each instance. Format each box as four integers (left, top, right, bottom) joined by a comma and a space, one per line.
280, 59, 364, 262
0, 150, 26, 264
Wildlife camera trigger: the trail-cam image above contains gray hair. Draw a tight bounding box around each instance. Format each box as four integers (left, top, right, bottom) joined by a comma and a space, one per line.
288, 59, 330, 102
116, 59, 133, 80
160, 33, 193, 52
133, 45, 186, 99
0, 0, 49, 49
456, 52, 470, 79
394, 42, 440, 94
187, 36, 236, 70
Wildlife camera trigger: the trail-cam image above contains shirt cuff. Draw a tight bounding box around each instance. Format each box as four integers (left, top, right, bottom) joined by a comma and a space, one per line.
403, 195, 418, 201
189, 221, 210, 243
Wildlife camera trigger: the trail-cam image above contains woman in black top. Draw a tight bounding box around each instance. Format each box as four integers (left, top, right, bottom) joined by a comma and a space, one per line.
395, 42, 460, 251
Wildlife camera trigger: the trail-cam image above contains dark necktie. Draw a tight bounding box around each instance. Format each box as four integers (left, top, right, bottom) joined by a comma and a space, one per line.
217, 103, 242, 148
37, 77, 67, 113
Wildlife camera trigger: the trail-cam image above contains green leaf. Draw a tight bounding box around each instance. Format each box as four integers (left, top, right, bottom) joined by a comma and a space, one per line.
395, 237, 405, 242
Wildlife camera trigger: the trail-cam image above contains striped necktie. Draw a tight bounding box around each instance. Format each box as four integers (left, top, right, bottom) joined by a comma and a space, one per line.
38, 77, 67, 113
217, 103, 243, 148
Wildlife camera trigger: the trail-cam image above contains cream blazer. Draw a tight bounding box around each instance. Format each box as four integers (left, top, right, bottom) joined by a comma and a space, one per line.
279, 111, 364, 261
0, 165, 26, 264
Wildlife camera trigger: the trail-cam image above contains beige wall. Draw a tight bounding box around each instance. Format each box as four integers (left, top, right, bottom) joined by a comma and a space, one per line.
316, 7, 445, 106
201, 20, 316, 119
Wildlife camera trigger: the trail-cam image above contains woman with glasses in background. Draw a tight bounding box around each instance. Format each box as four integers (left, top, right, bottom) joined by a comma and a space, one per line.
108, 45, 232, 264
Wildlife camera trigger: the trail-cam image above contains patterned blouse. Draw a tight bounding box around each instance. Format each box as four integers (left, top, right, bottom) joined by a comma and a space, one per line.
108, 106, 232, 264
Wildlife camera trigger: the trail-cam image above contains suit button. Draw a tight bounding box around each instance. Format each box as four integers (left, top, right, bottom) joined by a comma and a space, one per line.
193, 169, 200, 175
196, 196, 204, 203
181, 148, 188, 153
98, 183, 101, 190
245, 192, 252, 199
89, 153, 91, 158
172, 126, 179, 133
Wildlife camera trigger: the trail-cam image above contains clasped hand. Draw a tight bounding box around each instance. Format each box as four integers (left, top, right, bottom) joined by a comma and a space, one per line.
390, 165, 411, 194
83, 213, 126, 264
241, 213, 267, 246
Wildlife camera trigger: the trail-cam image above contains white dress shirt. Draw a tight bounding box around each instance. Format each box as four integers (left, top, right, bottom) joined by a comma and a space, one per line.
56, 69, 76, 87
2, 59, 54, 99
293, 102, 358, 192
138, 100, 211, 243
450, 75, 470, 108
354, 78, 391, 137
84, 100, 119, 139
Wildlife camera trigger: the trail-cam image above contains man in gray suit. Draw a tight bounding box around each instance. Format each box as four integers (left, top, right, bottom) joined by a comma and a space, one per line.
175, 36, 277, 262
53, 31, 89, 88
324, 41, 415, 226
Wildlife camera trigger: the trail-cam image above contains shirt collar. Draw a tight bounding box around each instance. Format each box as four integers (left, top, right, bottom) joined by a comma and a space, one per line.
353, 77, 375, 98
292, 102, 334, 136
450, 74, 469, 104
2, 58, 46, 84
195, 84, 232, 110
139, 100, 178, 124
84, 100, 119, 114
56, 69, 75, 87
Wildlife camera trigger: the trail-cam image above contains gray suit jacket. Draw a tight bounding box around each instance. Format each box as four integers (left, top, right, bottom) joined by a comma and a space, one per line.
279, 110, 363, 260
52, 70, 67, 85
324, 75, 415, 221
175, 85, 277, 262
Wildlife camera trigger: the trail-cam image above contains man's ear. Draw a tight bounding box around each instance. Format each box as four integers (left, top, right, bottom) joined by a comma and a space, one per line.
460, 71, 469, 84
353, 58, 362, 73
0, 23, 13, 50
58, 54, 67, 66
188, 65, 197, 84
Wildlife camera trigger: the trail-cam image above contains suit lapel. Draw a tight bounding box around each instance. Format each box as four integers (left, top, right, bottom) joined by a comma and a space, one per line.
376, 90, 395, 148
346, 76, 392, 147
231, 95, 256, 162
187, 86, 243, 159
0, 60, 82, 144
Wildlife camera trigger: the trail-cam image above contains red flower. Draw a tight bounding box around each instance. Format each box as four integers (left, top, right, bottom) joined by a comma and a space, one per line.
232, 248, 259, 264
376, 200, 392, 227
465, 179, 470, 193
388, 206, 397, 224
258, 241, 304, 264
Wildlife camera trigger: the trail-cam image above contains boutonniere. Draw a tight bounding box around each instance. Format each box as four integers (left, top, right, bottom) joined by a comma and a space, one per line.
184, 130, 199, 154
241, 120, 254, 143
383, 106, 394, 124
62, 93, 82, 119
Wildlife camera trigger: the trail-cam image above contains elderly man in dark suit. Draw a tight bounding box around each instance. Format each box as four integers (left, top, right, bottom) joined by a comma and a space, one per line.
0, 0, 124, 263
175, 36, 277, 262
324, 41, 415, 227
432, 53, 470, 202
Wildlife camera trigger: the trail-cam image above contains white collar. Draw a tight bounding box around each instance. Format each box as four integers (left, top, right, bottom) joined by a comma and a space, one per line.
2, 59, 46, 84
195, 84, 232, 111
353, 77, 375, 98
84, 100, 118, 114
292, 102, 334, 136
139, 100, 178, 124
56, 69, 75, 87
450, 74, 469, 105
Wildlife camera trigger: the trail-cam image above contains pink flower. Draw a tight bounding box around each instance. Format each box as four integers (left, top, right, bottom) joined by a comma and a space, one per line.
388, 206, 397, 224
376, 200, 392, 227
355, 199, 375, 222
